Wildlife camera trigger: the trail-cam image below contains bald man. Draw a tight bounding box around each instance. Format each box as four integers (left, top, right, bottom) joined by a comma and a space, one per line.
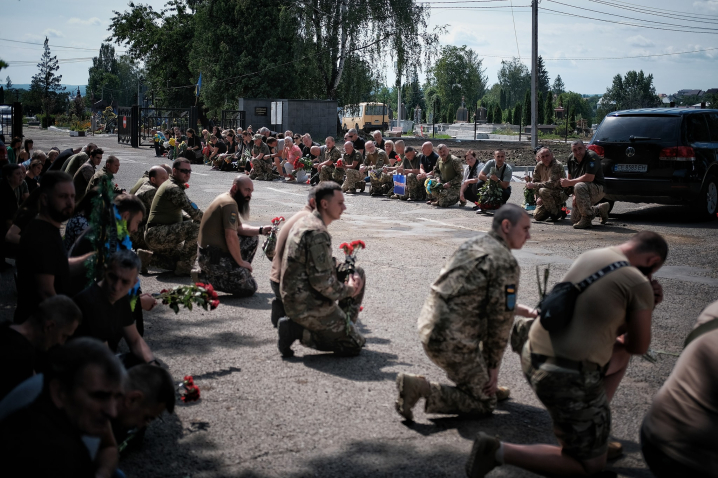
340, 142, 365, 193
195, 176, 272, 296
129, 163, 172, 195
134, 166, 170, 270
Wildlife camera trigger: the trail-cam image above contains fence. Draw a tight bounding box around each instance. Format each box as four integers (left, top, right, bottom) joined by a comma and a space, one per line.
0, 103, 23, 139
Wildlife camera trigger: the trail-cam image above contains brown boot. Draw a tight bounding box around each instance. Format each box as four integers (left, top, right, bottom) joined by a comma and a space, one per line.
573, 216, 593, 229
533, 207, 550, 221
465, 432, 501, 478
395, 373, 427, 421
495, 386, 510, 402
595, 202, 610, 225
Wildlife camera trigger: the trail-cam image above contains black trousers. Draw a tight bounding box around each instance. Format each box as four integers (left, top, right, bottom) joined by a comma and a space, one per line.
640, 426, 713, 478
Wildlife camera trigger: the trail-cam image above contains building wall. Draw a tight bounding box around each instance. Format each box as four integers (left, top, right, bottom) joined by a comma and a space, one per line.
238, 98, 338, 141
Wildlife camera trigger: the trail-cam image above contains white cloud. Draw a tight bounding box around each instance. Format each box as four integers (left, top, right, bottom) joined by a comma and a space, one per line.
68, 17, 102, 26
43, 29, 65, 38
693, 0, 718, 12
442, 27, 490, 49
627, 35, 655, 48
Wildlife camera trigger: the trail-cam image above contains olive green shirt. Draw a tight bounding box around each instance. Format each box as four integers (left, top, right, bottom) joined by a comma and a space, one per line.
147, 177, 203, 227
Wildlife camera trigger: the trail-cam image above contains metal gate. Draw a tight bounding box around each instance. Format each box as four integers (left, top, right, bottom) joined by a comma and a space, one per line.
139, 107, 197, 146
221, 110, 245, 131
117, 106, 136, 147
0, 102, 23, 139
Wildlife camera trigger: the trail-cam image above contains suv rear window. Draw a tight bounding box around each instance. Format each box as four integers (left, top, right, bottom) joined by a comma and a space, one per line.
594, 115, 681, 144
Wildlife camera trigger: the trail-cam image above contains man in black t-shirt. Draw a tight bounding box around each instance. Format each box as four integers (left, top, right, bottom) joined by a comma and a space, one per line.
348, 128, 366, 156
14, 172, 95, 324
0, 338, 125, 478
73, 250, 157, 366
406, 142, 438, 201
0, 295, 82, 401
301, 134, 320, 158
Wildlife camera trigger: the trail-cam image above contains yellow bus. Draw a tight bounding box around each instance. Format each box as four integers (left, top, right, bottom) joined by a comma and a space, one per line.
341, 102, 389, 133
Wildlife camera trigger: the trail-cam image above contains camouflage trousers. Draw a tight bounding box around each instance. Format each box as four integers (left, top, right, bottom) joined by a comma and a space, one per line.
369, 171, 394, 196
521, 343, 610, 460
571, 182, 604, 223
196, 236, 258, 297
422, 338, 497, 416
294, 267, 367, 356
427, 185, 460, 207
250, 159, 274, 181
130, 224, 148, 250
536, 188, 565, 216
319, 165, 345, 184
404, 173, 425, 200
144, 220, 200, 274
342, 169, 366, 193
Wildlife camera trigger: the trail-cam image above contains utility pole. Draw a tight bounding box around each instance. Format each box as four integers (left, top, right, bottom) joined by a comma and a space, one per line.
531, 0, 538, 148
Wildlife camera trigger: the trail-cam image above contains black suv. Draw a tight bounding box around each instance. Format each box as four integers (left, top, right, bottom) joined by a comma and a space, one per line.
589, 108, 718, 219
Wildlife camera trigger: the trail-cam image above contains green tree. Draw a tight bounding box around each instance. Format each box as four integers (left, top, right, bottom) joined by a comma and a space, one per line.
481, 83, 501, 107
0, 59, 7, 72
537, 55, 551, 95
522, 90, 531, 126
545, 92, 554, 124
601, 70, 661, 111
537, 91, 544, 124
552, 75, 565, 96
427, 45, 487, 120
506, 107, 513, 125
513, 102, 522, 126
486, 103, 494, 123
569, 106, 576, 130
499, 88, 506, 110
494, 104, 502, 124
498, 57, 530, 108
31, 37, 65, 125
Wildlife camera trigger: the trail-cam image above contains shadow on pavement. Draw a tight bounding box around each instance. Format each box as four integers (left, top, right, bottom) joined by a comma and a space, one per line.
299, 349, 410, 382
220, 292, 274, 311
611, 204, 718, 228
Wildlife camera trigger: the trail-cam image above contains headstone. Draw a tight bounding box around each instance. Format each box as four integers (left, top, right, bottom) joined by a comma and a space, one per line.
456, 96, 468, 123
428, 112, 433, 124
399, 102, 406, 120
478, 107, 487, 123
414, 106, 422, 124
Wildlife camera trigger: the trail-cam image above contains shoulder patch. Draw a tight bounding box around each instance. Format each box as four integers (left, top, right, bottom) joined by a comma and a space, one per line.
190, 202, 198, 210
505, 284, 517, 311
229, 212, 237, 224
309, 243, 332, 271
589, 161, 595, 168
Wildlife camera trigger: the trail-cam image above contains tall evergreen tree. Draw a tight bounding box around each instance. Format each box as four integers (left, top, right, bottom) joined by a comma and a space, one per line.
31, 37, 65, 124
552, 75, 565, 96
545, 93, 554, 124
513, 102, 522, 126
506, 108, 513, 125
494, 104, 502, 124
486, 103, 494, 123
499, 89, 506, 110
522, 90, 531, 126
537, 91, 544, 125
537, 56, 550, 94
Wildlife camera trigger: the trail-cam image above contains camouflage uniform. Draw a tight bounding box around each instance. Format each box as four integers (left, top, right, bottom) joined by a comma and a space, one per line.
249, 142, 273, 181
341, 150, 365, 193
530, 159, 566, 217
144, 177, 203, 274
417, 231, 520, 415
427, 155, 463, 207
280, 211, 366, 355
318, 145, 344, 184
86, 166, 118, 195
130, 182, 158, 250
72, 162, 96, 203
197, 236, 258, 297
129, 172, 150, 195
63, 152, 89, 178
567, 151, 605, 223
397, 155, 423, 200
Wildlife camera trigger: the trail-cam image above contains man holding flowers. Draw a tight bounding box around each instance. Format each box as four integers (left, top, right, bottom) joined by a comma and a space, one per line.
278, 182, 365, 357
195, 176, 271, 297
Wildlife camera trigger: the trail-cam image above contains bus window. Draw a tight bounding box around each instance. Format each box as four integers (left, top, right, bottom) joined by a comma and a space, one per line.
365, 104, 385, 116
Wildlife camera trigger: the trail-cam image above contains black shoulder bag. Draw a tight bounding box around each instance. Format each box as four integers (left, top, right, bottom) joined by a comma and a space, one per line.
538, 261, 629, 332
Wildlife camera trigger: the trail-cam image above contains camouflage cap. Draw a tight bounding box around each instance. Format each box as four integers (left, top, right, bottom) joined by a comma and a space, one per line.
253, 134, 263, 140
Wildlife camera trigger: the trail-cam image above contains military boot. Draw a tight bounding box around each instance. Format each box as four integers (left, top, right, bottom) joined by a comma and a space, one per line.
573, 216, 593, 229
270, 299, 285, 328
607, 441, 623, 460
595, 202, 610, 225
533, 207, 550, 221
395, 373, 428, 421
277, 317, 303, 358
465, 432, 501, 478
137, 249, 153, 275
495, 386, 511, 402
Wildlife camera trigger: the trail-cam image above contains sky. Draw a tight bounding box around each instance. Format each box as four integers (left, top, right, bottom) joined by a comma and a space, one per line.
2, 0, 718, 96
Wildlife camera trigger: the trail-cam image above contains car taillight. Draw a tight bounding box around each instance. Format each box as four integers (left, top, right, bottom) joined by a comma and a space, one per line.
587, 144, 604, 157
660, 146, 695, 161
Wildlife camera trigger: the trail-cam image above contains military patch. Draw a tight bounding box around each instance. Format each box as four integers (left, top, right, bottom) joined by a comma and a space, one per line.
505, 284, 516, 311
191, 202, 199, 210
229, 212, 237, 225
589, 161, 595, 168
309, 244, 332, 271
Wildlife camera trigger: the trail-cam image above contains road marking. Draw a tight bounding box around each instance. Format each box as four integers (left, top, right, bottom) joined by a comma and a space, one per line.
266, 187, 306, 197
417, 217, 487, 233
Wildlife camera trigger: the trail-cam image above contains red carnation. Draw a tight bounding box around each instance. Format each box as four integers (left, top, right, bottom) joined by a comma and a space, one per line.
185, 183, 190, 189
195, 282, 205, 288
205, 284, 215, 295
160, 289, 168, 293
210, 299, 220, 310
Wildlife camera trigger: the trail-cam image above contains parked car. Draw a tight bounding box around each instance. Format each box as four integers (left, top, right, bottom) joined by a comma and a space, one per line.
589, 108, 718, 219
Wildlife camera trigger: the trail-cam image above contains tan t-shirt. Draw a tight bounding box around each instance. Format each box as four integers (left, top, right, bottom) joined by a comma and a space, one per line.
197, 192, 238, 253
529, 246, 654, 366
269, 205, 313, 284
642, 302, 718, 475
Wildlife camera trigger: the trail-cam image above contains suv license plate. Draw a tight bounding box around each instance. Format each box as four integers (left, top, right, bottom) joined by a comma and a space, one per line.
614, 164, 648, 173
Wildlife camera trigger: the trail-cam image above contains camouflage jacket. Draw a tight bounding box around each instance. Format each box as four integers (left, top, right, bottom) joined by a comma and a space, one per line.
147, 177, 203, 227
135, 182, 158, 221
417, 230, 520, 369
252, 142, 271, 161
342, 150, 362, 170
531, 159, 565, 191
324, 145, 342, 164
432, 155, 464, 189
363, 149, 388, 169
129, 172, 150, 195
280, 210, 352, 320
86, 166, 116, 194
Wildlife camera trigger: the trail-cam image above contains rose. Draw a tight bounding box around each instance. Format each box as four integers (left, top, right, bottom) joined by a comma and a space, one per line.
210, 299, 220, 310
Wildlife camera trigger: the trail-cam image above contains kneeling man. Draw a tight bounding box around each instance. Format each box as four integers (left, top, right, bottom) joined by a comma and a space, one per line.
195, 176, 271, 297
278, 182, 365, 357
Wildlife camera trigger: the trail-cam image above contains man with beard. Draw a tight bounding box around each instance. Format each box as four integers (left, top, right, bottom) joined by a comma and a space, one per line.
195, 176, 271, 297
468, 231, 666, 478
14, 172, 95, 324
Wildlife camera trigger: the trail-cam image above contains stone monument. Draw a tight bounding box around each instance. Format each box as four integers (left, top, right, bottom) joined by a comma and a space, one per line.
456, 96, 468, 123
414, 105, 422, 124
398, 102, 406, 121
477, 106, 487, 123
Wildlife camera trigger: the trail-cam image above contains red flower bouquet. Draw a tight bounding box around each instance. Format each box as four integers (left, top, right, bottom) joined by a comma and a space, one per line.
262, 216, 286, 260
180, 375, 201, 403
153, 282, 220, 314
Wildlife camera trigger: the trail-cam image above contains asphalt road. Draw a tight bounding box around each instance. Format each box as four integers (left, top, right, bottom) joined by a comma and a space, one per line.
3, 128, 717, 478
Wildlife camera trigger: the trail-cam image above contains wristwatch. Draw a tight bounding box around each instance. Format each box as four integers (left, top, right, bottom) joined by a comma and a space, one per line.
259, 226, 264, 235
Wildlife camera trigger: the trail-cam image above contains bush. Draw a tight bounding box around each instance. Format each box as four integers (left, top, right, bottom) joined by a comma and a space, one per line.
38, 114, 56, 128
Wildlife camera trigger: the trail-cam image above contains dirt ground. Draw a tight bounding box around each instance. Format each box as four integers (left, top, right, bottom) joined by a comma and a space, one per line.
2, 128, 717, 478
